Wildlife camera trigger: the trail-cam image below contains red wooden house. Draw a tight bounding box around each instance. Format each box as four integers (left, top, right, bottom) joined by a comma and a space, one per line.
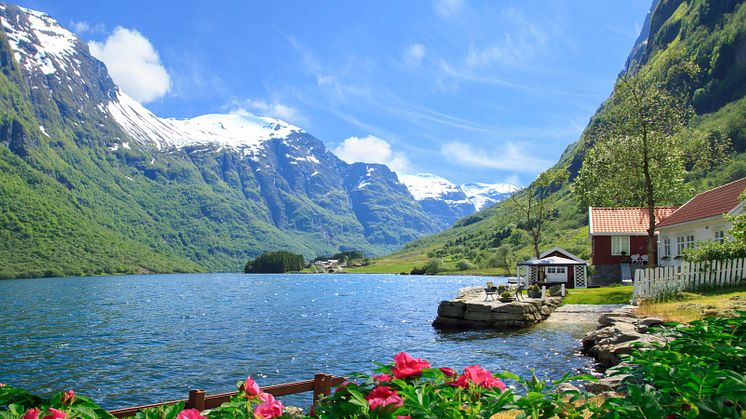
588, 207, 677, 283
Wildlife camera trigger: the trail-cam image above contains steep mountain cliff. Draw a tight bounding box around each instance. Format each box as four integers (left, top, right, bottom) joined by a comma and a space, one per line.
0, 3, 442, 278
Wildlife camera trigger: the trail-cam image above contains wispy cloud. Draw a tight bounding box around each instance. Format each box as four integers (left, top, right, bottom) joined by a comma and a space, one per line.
465, 8, 547, 69
403, 43, 427, 67
333, 135, 410, 172
69, 20, 105, 35
229, 99, 307, 125
434, 0, 465, 19
441, 141, 552, 173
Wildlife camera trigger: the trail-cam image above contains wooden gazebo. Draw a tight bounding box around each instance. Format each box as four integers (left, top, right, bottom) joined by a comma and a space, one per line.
516, 247, 588, 288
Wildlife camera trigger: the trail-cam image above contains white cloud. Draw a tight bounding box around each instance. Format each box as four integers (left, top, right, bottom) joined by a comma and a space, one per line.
70, 20, 105, 35
333, 135, 410, 172
403, 43, 427, 66
435, 0, 464, 19
238, 99, 306, 125
441, 141, 551, 173
89, 27, 171, 103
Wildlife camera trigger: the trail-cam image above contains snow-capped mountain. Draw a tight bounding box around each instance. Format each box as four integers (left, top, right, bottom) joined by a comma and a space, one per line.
399, 174, 519, 227
0, 3, 442, 276
461, 182, 520, 211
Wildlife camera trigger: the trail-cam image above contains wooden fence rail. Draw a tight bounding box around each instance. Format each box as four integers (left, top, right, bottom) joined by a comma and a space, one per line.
108, 373, 346, 418
632, 258, 746, 304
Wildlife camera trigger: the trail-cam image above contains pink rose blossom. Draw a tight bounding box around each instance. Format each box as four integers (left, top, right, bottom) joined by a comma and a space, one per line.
176, 409, 207, 419
42, 408, 67, 419
439, 367, 457, 377
453, 365, 506, 390
372, 373, 391, 382
23, 408, 40, 419
0, 383, 5, 387
258, 392, 275, 403
397, 416, 412, 419
334, 381, 352, 393
254, 398, 284, 418
391, 352, 430, 379
244, 376, 261, 396
366, 386, 403, 411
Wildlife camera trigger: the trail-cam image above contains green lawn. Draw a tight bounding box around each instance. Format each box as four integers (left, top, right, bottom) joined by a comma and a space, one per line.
562, 285, 633, 304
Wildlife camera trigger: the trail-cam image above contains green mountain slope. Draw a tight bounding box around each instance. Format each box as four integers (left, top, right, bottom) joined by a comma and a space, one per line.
367, 0, 746, 273
0, 4, 442, 279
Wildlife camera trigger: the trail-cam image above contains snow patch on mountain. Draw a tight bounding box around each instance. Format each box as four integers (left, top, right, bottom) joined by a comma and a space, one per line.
0, 4, 79, 75
462, 182, 520, 210
400, 173, 518, 211
399, 173, 462, 201
107, 90, 304, 153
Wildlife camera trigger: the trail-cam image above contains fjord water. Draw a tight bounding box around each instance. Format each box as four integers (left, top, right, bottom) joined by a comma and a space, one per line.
0, 274, 596, 409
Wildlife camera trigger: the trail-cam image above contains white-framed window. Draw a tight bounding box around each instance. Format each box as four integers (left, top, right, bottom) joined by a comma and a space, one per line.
663, 237, 671, 257
714, 230, 725, 243
546, 267, 566, 274
611, 236, 630, 256
676, 236, 686, 255
686, 235, 695, 249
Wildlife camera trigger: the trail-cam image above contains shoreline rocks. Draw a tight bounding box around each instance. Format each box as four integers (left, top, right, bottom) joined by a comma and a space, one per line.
432, 296, 563, 330
580, 306, 671, 393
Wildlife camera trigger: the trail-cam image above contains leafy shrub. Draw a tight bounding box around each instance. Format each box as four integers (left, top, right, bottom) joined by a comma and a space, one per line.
682, 240, 746, 262
455, 260, 474, 271
422, 258, 442, 275
245, 251, 304, 273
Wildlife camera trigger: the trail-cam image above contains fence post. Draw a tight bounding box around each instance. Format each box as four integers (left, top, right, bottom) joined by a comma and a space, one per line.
186, 390, 206, 411
311, 373, 334, 416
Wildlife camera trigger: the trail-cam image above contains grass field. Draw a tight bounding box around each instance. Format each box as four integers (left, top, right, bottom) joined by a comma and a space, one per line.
562, 285, 633, 304
636, 285, 746, 322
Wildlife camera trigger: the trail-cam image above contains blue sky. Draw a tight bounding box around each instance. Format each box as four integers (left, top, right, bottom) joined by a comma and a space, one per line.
17, 0, 651, 186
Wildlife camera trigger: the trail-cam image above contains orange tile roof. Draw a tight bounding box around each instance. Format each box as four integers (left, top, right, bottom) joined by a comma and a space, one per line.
657, 177, 746, 228
589, 207, 678, 235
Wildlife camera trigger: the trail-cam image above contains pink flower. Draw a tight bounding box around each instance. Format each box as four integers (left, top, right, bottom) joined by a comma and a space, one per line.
62, 390, 75, 404
176, 409, 207, 419
254, 398, 284, 418
453, 365, 506, 391
392, 352, 430, 379
0, 383, 5, 387
366, 386, 403, 411
23, 408, 40, 419
439, 367, 457, 377
397, 416, 412, 419
42, 408, 67, 419
372, 373, 392, 382
244, 376, 261, 396
258, 392, 275, 403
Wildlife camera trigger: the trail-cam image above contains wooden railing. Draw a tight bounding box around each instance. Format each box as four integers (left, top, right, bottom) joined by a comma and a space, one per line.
108, 373, 346, 418
632, 258, 746, 304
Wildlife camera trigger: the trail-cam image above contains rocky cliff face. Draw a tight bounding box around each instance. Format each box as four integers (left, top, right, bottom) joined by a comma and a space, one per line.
0, 3, 442, 277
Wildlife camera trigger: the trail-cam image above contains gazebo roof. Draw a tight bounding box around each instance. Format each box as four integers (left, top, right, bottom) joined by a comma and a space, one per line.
517, 256, 587, 266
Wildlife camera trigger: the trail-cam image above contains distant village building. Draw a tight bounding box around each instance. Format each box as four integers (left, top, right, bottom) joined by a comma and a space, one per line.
657, 177, 746, 266
314, 259, 342, 272
516, 247, 588, 288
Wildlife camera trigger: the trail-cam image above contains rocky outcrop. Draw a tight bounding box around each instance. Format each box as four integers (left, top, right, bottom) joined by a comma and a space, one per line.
581, 306, 671, 393
432, 297, 563, 330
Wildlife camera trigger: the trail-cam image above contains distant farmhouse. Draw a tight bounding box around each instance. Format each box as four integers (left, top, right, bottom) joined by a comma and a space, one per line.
587, 177, 746, 283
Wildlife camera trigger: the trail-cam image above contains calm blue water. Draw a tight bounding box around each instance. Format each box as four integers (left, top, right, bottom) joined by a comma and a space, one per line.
0, 274, 597, 409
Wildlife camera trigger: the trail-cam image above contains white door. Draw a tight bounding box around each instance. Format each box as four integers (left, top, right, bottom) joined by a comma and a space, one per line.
544, 266, 566, 283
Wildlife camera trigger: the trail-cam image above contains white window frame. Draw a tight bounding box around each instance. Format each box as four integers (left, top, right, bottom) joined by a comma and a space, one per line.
663, 237, 671, 257
676, 236, 686, 255
714, 230, 725, 243
686, 235, 695, 249
611, 236, 630, 256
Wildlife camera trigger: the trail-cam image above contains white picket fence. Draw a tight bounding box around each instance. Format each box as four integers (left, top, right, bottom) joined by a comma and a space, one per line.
632, 258, 746, 304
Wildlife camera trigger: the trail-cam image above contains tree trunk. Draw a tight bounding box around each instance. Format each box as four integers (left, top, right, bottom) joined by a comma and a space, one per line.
642, 128, 657, 268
